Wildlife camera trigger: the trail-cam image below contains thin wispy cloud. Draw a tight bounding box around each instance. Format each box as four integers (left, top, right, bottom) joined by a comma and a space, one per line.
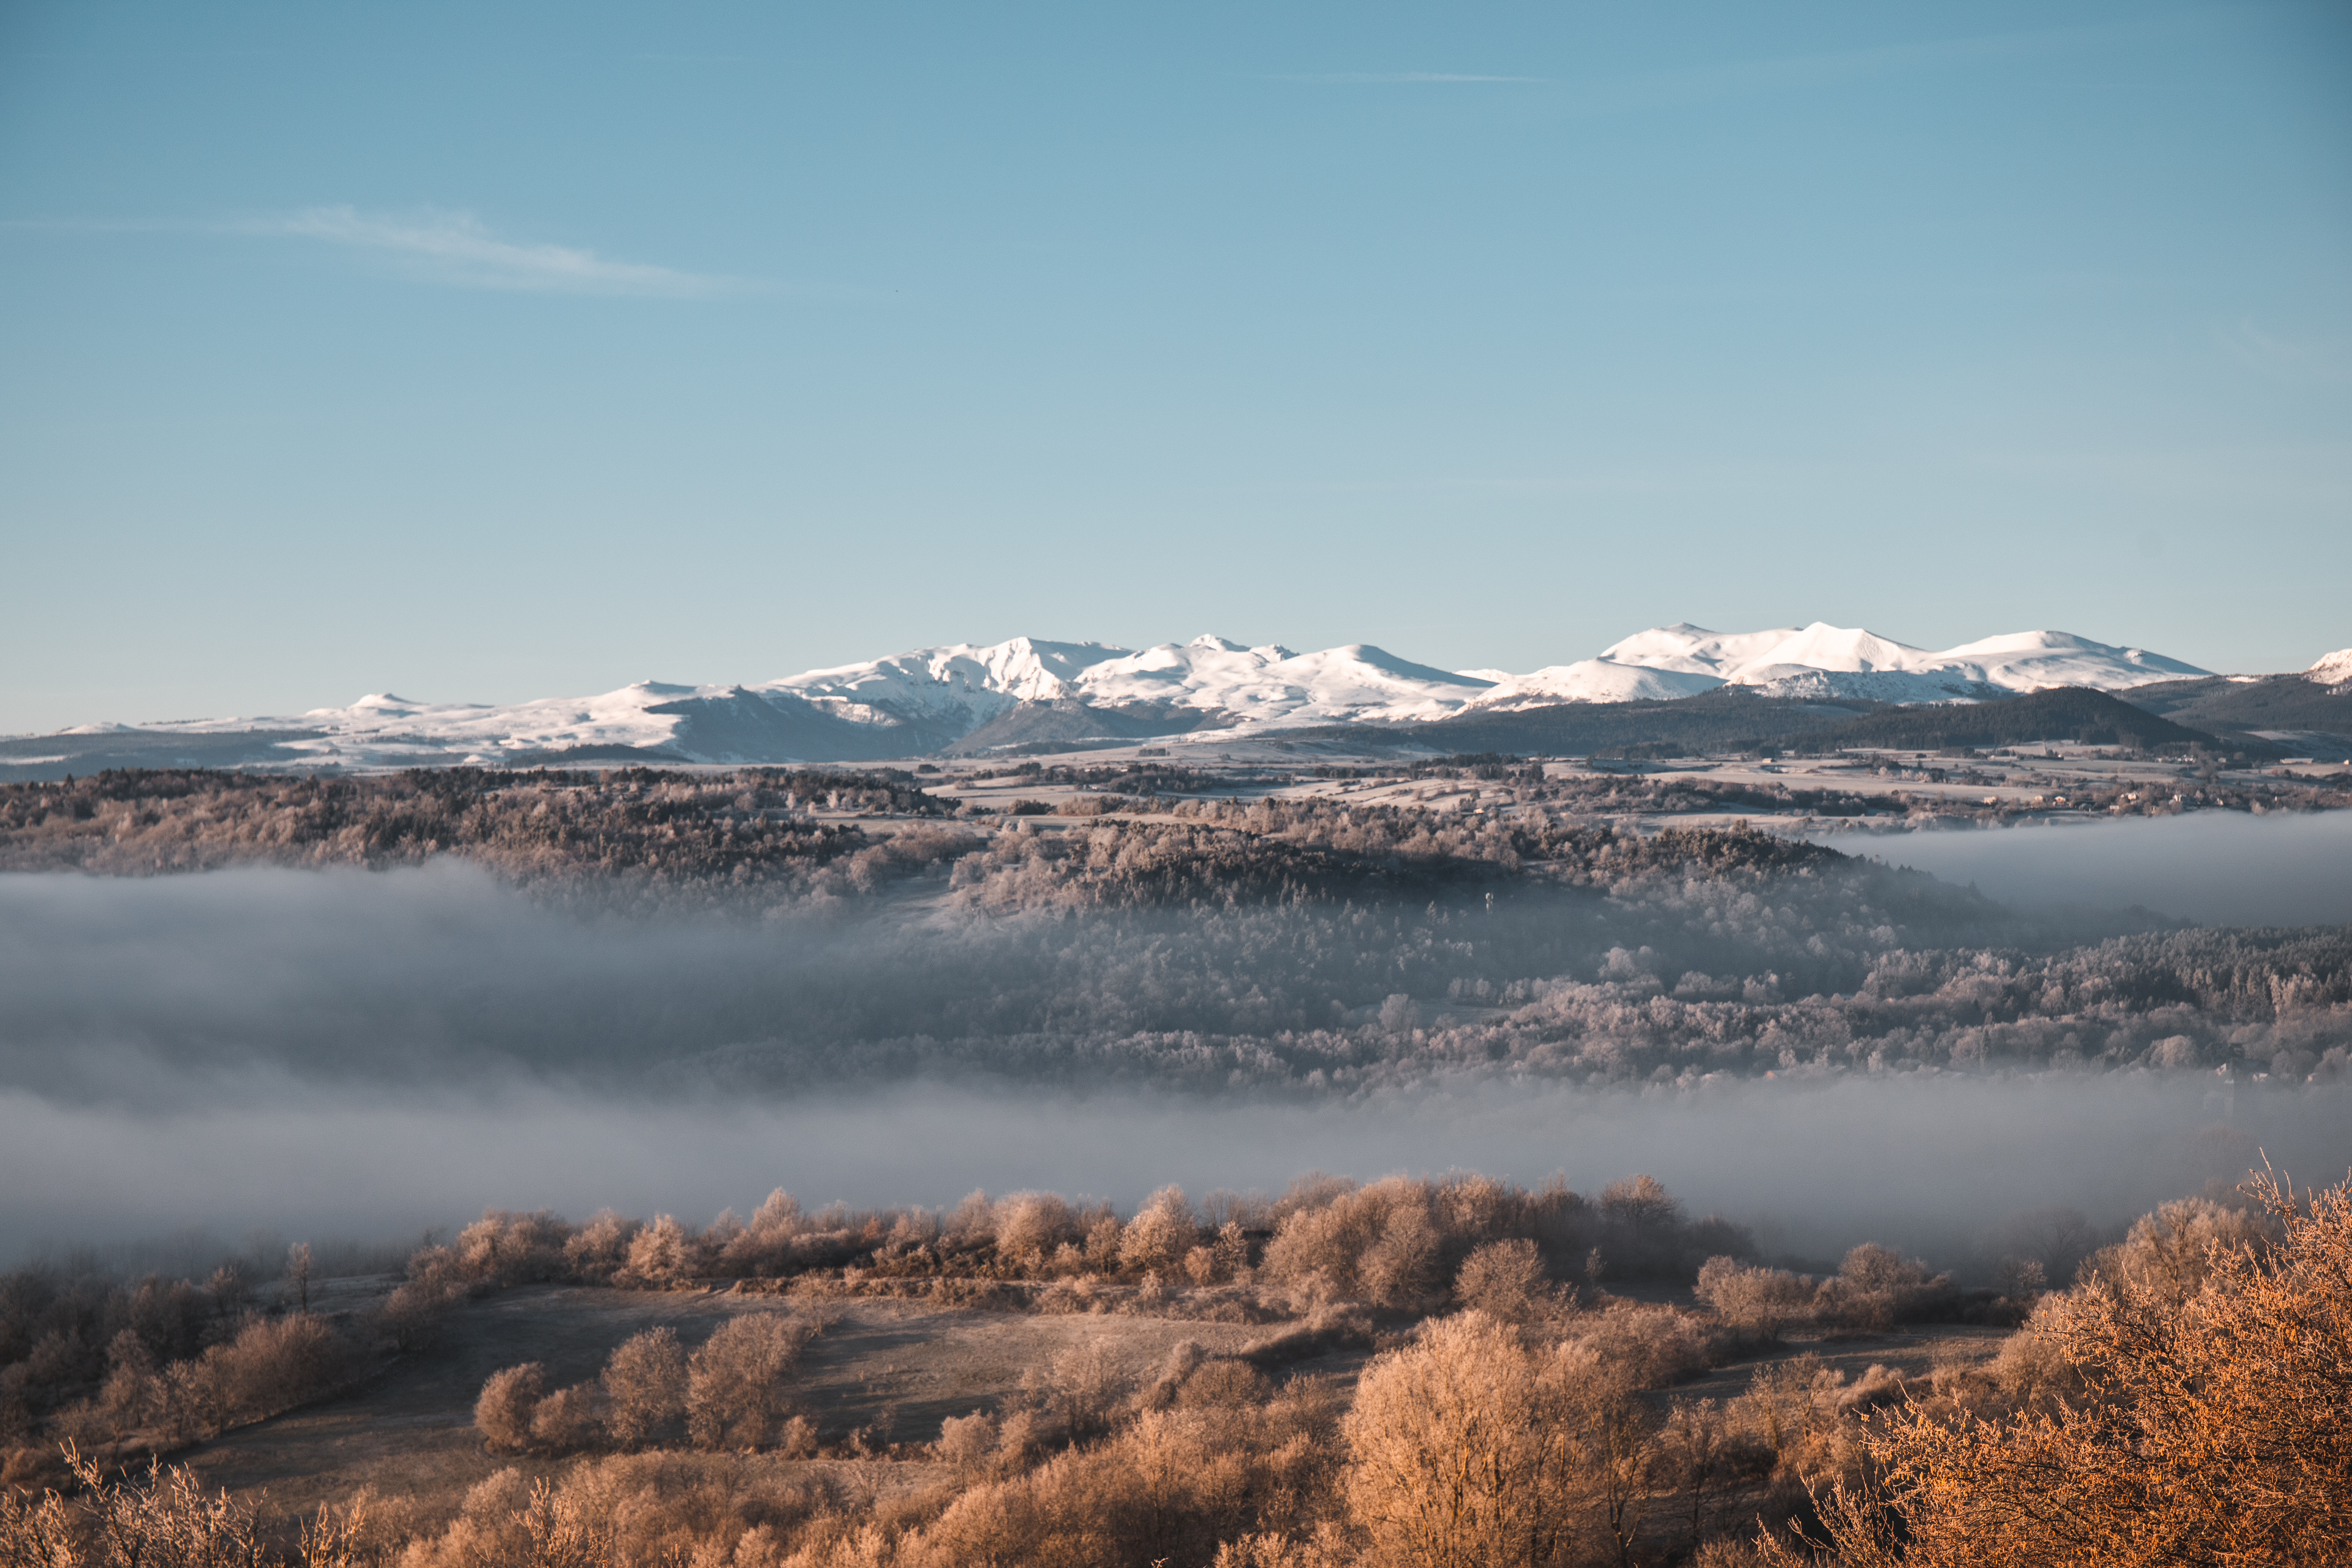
1269, 71, 1543, 84
250, 206, 734, 297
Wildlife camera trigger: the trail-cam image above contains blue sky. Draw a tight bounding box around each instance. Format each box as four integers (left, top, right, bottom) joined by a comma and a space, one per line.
3, 2, 2347, 730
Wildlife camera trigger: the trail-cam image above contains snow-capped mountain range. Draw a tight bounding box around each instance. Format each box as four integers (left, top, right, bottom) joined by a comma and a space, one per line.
1471, 625, 2211, 711
15, 623, 2251, 770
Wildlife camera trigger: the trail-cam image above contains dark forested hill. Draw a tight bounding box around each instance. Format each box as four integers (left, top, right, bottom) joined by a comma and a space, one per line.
1803, 686, 2222, 753
1406, 688, 1877, 755
2122, 673, 2352, 756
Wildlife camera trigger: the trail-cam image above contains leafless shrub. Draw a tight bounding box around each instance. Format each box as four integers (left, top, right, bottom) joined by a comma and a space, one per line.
1813, 1244, 1952, 1331
620, 1217, 700, 1288
1024, 1339, 1127, 1438
298, 1486, 424, 1568
1659, 1397, 1738, 1546
1034, 1274, 1111, 1315
149, 1312, 357, 1439
1119, 1187, 1199, 1274
1788, 1171, 2352, 1565
686, 1314, 805, 1450
1979, 1295, 2080, 1409
1694, 1257, 1814, 1339
564, 1210, 643, 1282
475, 1363, 546, 1454
1729, 1355, 1873, 1495
936, 1410, 1000, 1475
776, 1413, 818, 1459
44, 1446, 269, 1568
1563, 1299, 1715, 1392
378, 1278, 453, 1353
531, 1381, 606, 1452
992, 1193, 1081, 1270
1178, 1360, 1277, 1412
602, 1327, 688, 1448
453, 1211, 573, 1288
1134, 1339, 1209, 1410
2080, 1194, 2273, 1307
1453, 1239, 1555, 1321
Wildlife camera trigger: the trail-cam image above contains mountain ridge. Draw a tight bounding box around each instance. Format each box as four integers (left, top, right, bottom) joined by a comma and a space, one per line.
7, 622, 2317, 776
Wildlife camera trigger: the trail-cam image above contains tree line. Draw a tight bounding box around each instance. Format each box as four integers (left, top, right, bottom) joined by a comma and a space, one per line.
5, 1171, 2343, 1564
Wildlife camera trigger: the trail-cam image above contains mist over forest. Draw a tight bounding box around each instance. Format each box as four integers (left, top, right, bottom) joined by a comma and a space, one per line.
5, 829, 2344, 1106
2, 774, 2347, 1266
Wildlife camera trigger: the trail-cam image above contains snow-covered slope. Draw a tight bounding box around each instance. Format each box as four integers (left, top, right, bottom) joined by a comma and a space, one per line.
1556, 622, 2210, 705
1467, 660, 1726, 710
14, 624, 2220, 770
2310, 648, 2352, 687
763, 637, 1130, 725
1069, 636, 1492, 725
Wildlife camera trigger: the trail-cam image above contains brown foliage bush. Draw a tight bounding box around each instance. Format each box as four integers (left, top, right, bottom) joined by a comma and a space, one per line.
686, 1315, 807, 1452
1452, 1240, 1554, 1322
1792, 1171, 2352, 1567
474, 1363, 545, 1455
531, 1380, 606, 1452
602, 1328, 689, 1449
1341, 1312, 1584, 1568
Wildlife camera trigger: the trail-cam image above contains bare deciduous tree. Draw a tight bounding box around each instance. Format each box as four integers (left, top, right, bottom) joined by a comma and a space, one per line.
1120, 1187, 1199, 1274
686, 1314, 804, 1451
601, 1327, 687, 1449
1342, 1312, 1582, 1568
474, 1363, 545, 1454
1453, 1239, 1550, 1322
287, 1242, 314, 1313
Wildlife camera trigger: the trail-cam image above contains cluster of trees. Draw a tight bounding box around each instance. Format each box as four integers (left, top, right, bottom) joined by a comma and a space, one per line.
972, 760, 1229, 795
0, 769, 953, 890
1784, 1173, 2346, 1566
1310, 763, 2344, 829
18, 1173, 2337, 1566
378, 1173, 1758, 1311
8, 763, 2342, 897
0, 767, 1867, 901
1695, 1249, 1958, 1339
476, 1317, 820, 1458
446, 1172, 2339, 1566
943, 807, 1837, 911
0, 1248, 366, 1472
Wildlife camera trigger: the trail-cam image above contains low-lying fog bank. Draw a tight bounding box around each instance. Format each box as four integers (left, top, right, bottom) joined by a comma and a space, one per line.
4, 851, 2343, 1277
5, 861, 2345, 1104
1827, 807, 2352, 927
3, 1075, 2342, 1278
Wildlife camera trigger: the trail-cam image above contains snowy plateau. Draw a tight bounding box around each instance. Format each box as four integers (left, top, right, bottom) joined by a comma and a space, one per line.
14, 623, 2268, 771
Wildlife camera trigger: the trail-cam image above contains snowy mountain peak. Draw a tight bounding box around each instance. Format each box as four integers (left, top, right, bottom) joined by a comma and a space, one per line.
2311, 649, 2352, 687
1596, 624, 1803, 677
12, 620, 2221, 772
1581, 621, 2208, 704
762, 636, 1133, 721
1465, 661, 1727, 711
1066, 637, 1486, 724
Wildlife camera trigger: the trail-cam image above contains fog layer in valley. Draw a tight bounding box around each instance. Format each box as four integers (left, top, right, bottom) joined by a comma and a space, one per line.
4, 849, 2327, 1105
3, 838, 2346, 1270
1830, 808, 2352, 927
1, 1075, 2342, 1273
